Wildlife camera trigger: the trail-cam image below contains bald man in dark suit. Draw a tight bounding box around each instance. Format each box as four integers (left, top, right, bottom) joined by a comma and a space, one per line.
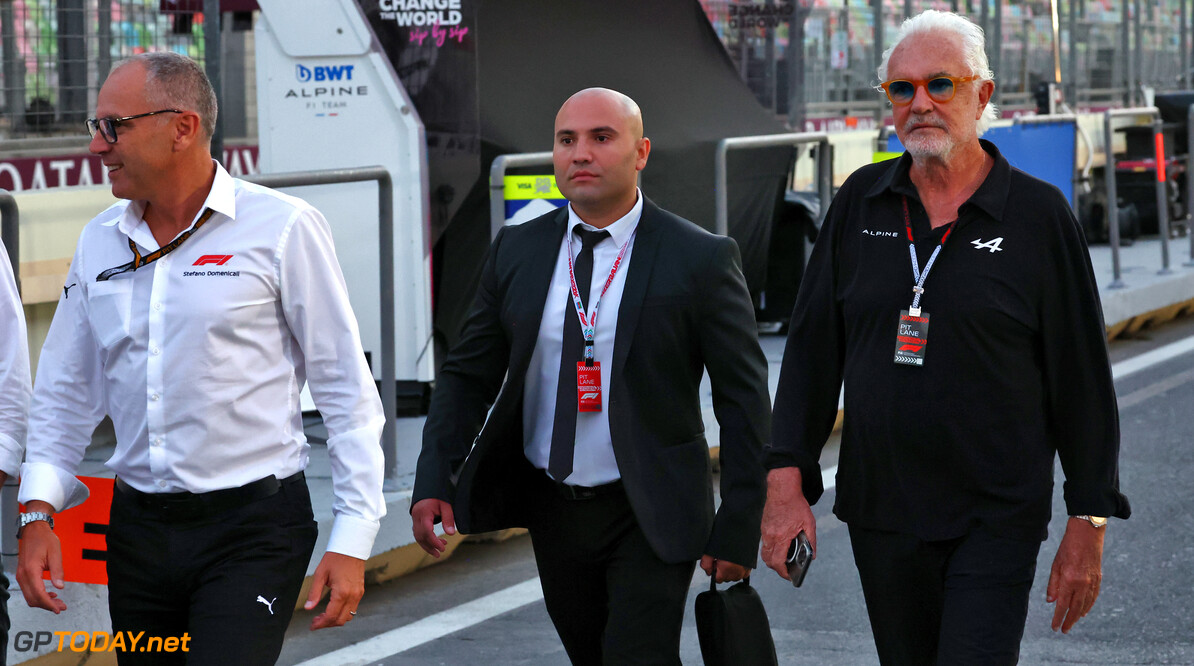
412, 88, 770, 665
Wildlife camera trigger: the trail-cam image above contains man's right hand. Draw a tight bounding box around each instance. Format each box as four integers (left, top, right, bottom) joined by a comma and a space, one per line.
17, 501, 68, 613
411, 498, 456, 558
760, 467, 818, 581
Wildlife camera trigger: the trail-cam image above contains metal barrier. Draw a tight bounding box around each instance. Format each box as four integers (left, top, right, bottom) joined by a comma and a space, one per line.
1, 190, 17, 291
1188, 104, 1194, 268
1103, 106, 1168, 288
715, 132, 832, 236
0, 189, 17, 565
488, 152, 554, 239
245, 167, 400, 486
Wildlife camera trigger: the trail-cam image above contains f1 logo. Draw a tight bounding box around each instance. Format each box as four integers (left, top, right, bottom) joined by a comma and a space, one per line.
193, 255, 233, 266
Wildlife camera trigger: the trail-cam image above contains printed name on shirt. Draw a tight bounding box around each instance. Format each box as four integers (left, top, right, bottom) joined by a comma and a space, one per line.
970, 237, 1004, 253
185, 254, 239, 276
182, 270, 242, 277
861, 229, 900, 238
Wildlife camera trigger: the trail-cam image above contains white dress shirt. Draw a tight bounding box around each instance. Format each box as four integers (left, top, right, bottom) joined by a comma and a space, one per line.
0, 239, 31, 478
523, 191, 642, 487
20, 163, 386, 559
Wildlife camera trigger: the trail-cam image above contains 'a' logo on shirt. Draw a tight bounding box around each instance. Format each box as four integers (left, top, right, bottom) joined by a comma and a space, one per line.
193, 255, 234, 266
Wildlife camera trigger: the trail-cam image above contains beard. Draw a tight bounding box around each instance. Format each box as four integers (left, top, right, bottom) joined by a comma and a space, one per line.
901, 115, 958, 160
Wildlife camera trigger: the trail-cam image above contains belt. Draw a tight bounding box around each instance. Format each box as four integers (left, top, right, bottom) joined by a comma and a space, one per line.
114, 471, 305, 519
543, 474, 624, 501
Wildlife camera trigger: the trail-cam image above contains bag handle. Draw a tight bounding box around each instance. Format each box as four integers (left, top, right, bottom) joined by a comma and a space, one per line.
709, 559, 751, 591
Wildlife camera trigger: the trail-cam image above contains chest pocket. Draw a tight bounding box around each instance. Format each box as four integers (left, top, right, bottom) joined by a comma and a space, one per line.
87, 279, 134, 349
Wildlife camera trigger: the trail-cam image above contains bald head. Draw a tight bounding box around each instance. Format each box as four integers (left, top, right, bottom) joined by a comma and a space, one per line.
552, 87, 651, 228
557, 88, 644, 141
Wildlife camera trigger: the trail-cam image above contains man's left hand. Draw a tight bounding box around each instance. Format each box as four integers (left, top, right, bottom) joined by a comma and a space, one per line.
304, 551, 366, 630
700, 555, 750, 583
1046, 517, 1105, 633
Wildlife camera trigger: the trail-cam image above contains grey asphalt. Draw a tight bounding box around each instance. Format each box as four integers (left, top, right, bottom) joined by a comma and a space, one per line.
277, 311, 1194, 666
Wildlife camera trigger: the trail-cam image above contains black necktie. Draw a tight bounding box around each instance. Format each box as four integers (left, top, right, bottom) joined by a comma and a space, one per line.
549, 228, 610, 483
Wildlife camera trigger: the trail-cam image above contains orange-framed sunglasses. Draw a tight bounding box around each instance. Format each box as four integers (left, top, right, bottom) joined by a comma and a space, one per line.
877, 75, 981, 105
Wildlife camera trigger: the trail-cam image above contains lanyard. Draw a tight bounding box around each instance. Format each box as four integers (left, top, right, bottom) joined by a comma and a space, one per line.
96, 208, 216, 282
902, 196, 954, 316
565, 227, 636, 363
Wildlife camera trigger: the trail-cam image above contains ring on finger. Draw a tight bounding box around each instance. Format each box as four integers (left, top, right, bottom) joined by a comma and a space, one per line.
349, 610, 357, 616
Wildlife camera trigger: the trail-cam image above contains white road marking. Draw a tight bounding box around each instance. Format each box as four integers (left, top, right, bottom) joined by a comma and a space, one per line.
293, 578, 544, 666
299, 334, 1194, 664
1112, 334, 1194, 380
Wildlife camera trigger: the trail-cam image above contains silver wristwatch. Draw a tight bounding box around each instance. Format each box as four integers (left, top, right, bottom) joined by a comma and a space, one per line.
16, 511, 54, 539
1073, 515, 1108, 528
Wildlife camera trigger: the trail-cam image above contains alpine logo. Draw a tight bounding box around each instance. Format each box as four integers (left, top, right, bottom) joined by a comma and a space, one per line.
193, 255, 233, 266
862, 229, 900, 238
971, 237, 1004, 253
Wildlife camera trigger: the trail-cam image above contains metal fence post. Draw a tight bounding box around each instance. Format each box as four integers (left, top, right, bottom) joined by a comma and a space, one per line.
204, 0, 225, 165
1187, 104, 1194, 266
0, 191, 17, 291
0, 190, 19, 569
1105, 110, 1125, 288
488, 152, 555, 239
714, 132, 830, 237
1154, 116, 1173, 274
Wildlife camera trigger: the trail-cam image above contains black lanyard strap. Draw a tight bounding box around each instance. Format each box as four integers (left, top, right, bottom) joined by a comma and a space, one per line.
96, 208, 216, 282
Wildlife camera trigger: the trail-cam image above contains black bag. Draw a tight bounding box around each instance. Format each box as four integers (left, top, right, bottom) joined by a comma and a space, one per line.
694, 562, 780, 666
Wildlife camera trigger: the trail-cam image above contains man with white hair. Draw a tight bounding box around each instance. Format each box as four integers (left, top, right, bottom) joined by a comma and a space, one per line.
761, 10, 1129, 664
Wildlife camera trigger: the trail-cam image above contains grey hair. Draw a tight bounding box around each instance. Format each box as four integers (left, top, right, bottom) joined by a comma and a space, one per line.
112, 52, 218, 141
876, 10, 998, 136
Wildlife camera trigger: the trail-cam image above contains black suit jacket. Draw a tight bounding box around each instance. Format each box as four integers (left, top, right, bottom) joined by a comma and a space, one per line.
413, 198, 771, 566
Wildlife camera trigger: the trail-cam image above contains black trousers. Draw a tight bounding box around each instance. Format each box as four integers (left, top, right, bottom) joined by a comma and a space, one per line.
106, 475, 319, 665
848, 525, 1042, 666
527, 474, 696, 666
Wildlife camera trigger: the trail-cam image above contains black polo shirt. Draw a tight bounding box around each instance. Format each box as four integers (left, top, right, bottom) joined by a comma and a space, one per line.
767, 140, 1131, 542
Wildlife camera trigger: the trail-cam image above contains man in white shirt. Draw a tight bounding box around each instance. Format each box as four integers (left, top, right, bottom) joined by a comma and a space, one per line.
0, 238, 32, 665
15, 52, 385, 664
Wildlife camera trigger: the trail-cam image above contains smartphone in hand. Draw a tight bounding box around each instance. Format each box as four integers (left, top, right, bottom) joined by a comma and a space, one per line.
786, 532, 813, 587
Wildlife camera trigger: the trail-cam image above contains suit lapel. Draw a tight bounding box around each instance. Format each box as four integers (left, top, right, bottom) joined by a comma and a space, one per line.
613, 200, 663, 374
508, 207, 569, 376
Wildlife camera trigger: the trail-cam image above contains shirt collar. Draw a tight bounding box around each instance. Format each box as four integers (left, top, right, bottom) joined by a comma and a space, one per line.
566, 187, 643, 248
866, 139, 1011, 222
115, 160, 238, 247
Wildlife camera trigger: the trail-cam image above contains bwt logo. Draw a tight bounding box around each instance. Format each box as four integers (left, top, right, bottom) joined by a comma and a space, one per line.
296, 64, 355, 82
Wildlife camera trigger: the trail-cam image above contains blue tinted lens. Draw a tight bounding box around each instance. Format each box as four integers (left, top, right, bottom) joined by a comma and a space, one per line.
926, 77, 955, 99
888, 81, 915, 101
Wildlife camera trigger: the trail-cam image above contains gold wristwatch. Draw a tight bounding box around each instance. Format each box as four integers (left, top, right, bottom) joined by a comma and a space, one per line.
1073, 515, 1107, 527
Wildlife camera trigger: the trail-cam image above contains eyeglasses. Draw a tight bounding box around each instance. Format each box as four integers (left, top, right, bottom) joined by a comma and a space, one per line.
85, 109, 183, 144
877, 75, 980, 106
